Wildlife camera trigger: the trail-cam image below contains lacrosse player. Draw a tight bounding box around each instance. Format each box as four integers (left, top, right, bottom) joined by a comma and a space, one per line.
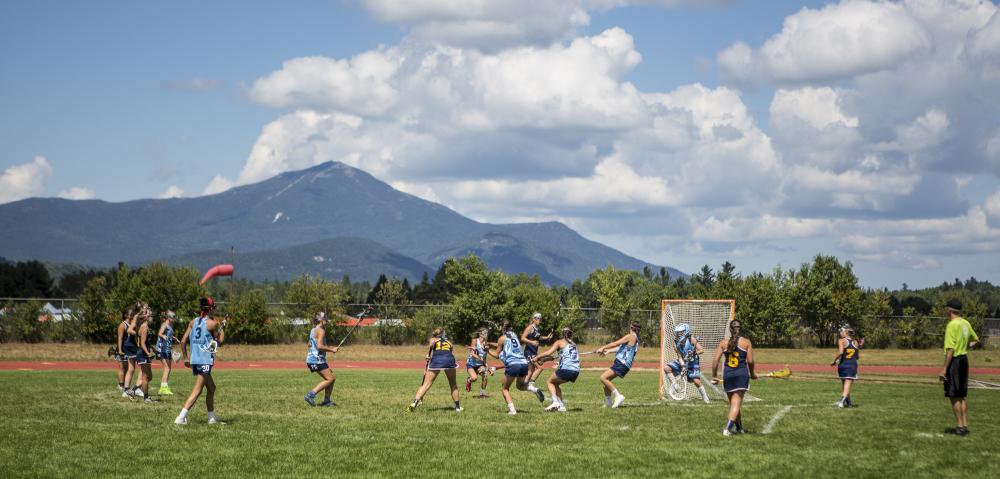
156, 311, 178, 395
711, 320, 757, 436
831, 324, 863, 408
465, 328, 494, 398
665, 323, 710, 403
595, 321, 641, 409
489, 320, 544, 415
174, 297, 226, 425
533, 327, 580, 412
304, 312, 339, 407
408, 328, 462, 412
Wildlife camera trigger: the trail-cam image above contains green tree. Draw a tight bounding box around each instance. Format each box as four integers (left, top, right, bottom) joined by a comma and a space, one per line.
790, 255, 863, 347
589, 265, 633, 336
282, 274, 349, 320
225, 289, 271, 344
444, 254, 511, 342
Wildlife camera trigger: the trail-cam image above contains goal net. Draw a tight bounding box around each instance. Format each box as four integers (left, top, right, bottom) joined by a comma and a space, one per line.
659, 299, 740, 402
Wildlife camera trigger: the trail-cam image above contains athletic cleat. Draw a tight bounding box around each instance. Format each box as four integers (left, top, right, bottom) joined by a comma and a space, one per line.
159, 385, 173, 396
455, 406, 464, 412
407, 400, 421, 413
208, 416, 225, 425
319, 400, 336, 407
955, 427, 970, 436
125, 390, 136, 401
117, 385, 124, 393
557, 406, 567, 412
545, 403, 560, 412
465, 377, 472, 392
722, 428, 732, 437
534, 389, 545, 403
122, 391, 130, 398
507, 409, 517, 416
304, 394, 316, 406
144, 397, 153, 404
174, 416, 187, 425
612, 394, 625, 409
134, 388, 145, 398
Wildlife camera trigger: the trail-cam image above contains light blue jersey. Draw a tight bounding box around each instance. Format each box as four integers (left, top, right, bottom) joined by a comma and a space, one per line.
615, 332, 639, 368
189, 315, 214, 366
500, 331, 528, 367
676, 336, 698, 365
558, 340, 580, 372
157, 325, 174, 353
306, 326, 326, 365
467, 338, 487, 366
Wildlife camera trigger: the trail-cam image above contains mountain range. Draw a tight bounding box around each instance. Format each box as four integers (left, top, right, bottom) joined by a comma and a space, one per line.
0, 162, 683, 283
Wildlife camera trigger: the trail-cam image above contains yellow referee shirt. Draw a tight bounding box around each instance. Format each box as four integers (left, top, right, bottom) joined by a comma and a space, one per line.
943, 317, 979, 357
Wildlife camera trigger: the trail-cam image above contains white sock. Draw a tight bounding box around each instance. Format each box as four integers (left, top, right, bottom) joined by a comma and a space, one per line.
208, 411, 217, 420
612, 389, 622, 398
178, 408, 189, 419
507, 403, 516, 412
699, 386, 709, 401
527, 384, 539, 393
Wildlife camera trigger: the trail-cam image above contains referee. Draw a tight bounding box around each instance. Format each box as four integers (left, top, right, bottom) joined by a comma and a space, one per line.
938, 299, 979, 436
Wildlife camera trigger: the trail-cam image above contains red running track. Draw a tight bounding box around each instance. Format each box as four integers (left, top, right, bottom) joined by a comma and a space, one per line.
2, 360, 999, 376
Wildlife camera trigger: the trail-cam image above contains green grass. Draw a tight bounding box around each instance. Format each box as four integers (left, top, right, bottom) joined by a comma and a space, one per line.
1, 368, 998, 478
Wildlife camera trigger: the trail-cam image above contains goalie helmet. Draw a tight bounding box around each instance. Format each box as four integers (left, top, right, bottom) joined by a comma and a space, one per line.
674, 323, 690, 338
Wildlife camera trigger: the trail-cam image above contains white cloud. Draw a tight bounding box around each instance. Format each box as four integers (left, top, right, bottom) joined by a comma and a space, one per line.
0, 156, 53, 204
718, 0, 933, 83
202, 175, 234, 195
57, 187, 96, 200
359, 0, 735, 48
160, 185, 185, 199
770, 87, 858, 130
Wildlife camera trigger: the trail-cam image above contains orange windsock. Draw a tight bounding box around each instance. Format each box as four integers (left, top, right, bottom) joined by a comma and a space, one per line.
199, 264, 234, 285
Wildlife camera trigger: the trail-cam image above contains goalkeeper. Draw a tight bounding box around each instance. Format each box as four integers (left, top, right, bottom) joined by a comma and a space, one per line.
664, 324, 710, 403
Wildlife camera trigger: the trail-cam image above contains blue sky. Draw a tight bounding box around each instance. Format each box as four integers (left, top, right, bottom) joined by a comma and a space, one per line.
2, 0, 999, 289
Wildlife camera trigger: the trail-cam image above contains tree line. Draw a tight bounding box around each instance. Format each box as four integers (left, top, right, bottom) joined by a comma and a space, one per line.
0, 254, 996, 347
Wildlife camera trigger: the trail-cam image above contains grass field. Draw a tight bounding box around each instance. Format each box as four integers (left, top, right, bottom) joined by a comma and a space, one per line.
1, 366, 998, 478
2, 343, 998, 367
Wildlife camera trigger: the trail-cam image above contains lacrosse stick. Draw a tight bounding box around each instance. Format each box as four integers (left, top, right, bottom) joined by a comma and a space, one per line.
764, 365, 792, 379
336, 306, 374, 348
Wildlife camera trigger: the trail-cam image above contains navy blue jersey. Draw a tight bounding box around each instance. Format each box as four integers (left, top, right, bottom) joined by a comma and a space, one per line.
428, 337, 457, 369
524, 325, 540, 357
839, 339, 859, 366
723, 344, 748, 373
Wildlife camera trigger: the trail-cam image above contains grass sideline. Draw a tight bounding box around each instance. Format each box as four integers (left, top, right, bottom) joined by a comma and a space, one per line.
1, 342, 998, 367
0, 368, 997, 478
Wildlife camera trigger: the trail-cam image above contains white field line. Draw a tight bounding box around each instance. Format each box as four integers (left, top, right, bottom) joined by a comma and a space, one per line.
762, 405, 793, 434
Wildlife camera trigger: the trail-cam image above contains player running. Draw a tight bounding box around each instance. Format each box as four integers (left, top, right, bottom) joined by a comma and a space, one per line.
174, 297, 226, 425
408, 328, 463, 412
489, 320, 545, 415
665, 323, 710, 403
523, 312, 553, 391
156, 311, 178, 396
596, 321, 641, 409
304, 312, 340, 407
712, 320, 757, 436
831, 324, 863, 408
465, 328, 495, 398
134, 306, 155, 403
533, 327, 580, 412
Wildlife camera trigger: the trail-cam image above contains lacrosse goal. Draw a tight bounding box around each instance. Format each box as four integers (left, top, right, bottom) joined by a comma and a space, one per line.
659, 299, 735, 401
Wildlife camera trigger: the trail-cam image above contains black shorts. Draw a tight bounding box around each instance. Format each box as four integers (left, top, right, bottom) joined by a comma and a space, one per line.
555, 369, 579, 382
944, 355, 969, 398
610, 360, 630, 378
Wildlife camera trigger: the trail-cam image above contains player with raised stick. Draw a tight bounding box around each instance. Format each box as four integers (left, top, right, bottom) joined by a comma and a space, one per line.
665, 323, 710, 403
174, 297, 226, 425
830, 324, 863, 408
465, 328, 495, 398
304, 312, 339, 407
408, 328, 463, 413
532, 327, 580, 412
712, 319, 756, 436
522, 312, 553, 392
489, 319, 545, 415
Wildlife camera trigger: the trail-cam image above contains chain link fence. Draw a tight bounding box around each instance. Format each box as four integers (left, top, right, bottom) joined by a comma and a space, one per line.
1, 297, 996, 348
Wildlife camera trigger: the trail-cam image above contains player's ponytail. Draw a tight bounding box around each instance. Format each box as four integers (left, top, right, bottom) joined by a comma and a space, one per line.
431, 327, 443, 338
726, 320, 742, 354
500, 320, 513, 333
561, 327, 574, 340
